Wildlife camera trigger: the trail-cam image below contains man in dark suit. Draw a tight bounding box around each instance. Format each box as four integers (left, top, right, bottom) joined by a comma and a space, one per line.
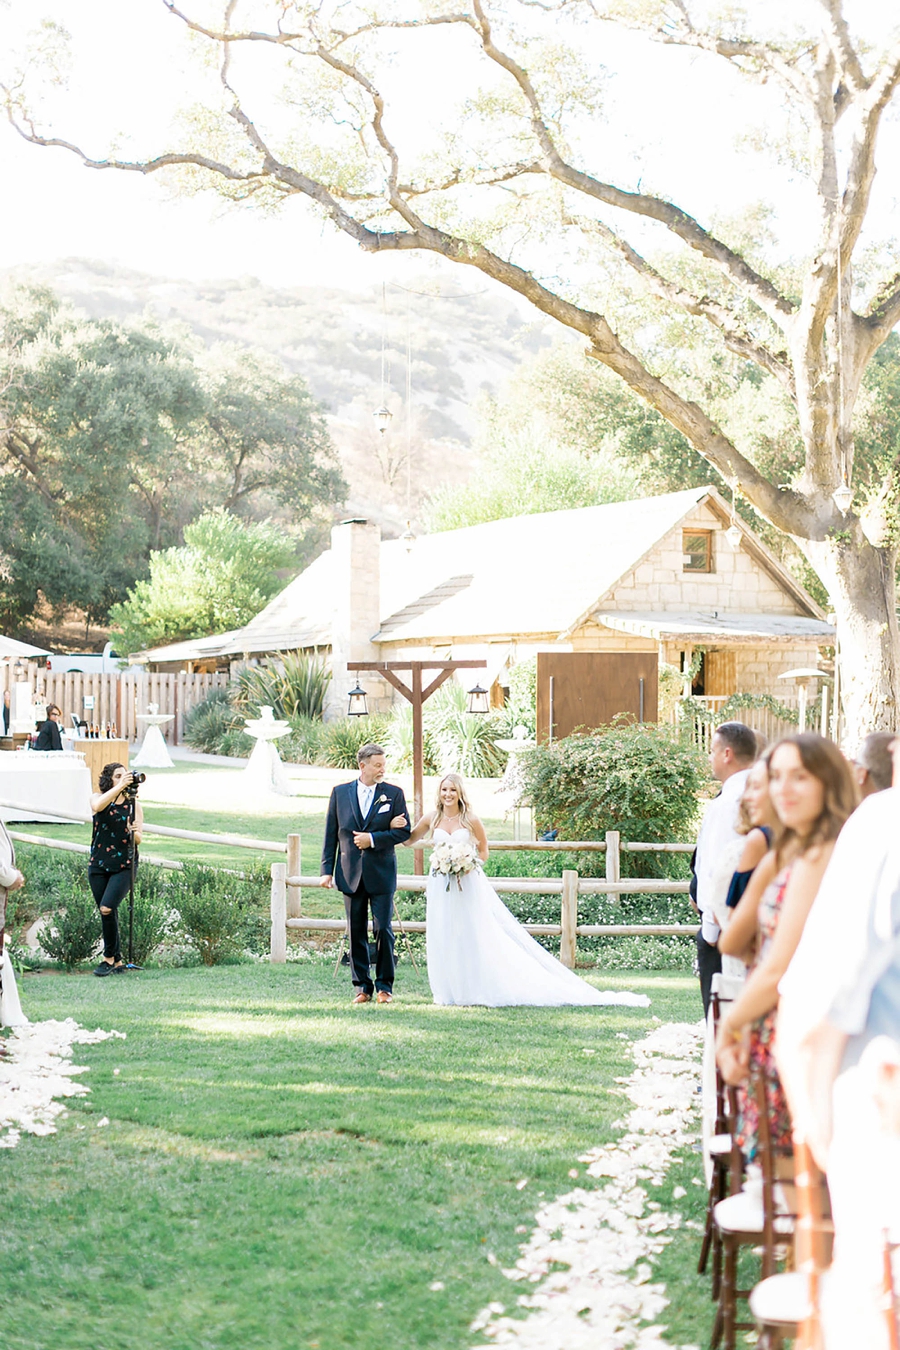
320, 743, 411, 1004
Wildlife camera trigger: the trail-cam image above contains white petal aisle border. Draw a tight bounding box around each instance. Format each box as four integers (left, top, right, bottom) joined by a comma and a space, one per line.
471, 1021, 704, 1350
0, 1017, 125, 1148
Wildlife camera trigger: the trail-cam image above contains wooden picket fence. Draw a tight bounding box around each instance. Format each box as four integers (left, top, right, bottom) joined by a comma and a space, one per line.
1, 668, 227, 744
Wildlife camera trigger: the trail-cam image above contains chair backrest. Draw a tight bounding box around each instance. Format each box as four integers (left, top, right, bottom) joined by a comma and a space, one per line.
754, 1073, 797, 1279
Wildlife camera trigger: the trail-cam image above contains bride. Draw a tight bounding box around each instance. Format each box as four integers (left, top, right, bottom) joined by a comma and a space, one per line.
398, 774, 649, 1008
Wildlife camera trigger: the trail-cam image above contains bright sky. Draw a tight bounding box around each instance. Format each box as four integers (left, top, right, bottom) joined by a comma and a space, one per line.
0, 1, 898, 296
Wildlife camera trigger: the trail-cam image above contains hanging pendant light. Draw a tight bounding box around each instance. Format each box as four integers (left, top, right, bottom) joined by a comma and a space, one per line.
400, 521, 416, 553
832, 482, 853, 514
347, 682, 369, 717
725, 523, 742, 549
372, 405, 393, 436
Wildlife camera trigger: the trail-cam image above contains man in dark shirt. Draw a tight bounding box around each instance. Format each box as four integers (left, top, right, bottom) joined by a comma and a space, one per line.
34, 704, 64, 751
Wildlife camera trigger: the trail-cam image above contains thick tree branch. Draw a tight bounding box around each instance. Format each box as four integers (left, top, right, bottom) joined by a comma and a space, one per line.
574, 215, 795, 396
467, 0, 795, 328
817, 0, 867, 95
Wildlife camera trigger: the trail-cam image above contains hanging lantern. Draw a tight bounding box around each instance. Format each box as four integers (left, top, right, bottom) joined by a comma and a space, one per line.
347, 682, 369, 717
725, 523, 742, 550
466, 682, 490, 715
400, 522, 416, 553
832, 482, 853, 514
372, 405, 393, 435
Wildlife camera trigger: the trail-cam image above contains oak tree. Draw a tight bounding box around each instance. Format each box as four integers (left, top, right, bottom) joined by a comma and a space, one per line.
8, 1, 900, 737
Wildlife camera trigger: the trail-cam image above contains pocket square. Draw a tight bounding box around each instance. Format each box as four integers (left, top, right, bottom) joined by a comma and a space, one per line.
377, 803, 392, 813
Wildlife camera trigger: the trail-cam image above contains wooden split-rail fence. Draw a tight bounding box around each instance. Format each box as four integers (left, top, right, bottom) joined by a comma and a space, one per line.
269, 831, 696, 970
0, 801, 696, 970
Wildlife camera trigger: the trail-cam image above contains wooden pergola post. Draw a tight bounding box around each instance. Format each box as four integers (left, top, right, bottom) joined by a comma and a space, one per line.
346, 659, 487, 874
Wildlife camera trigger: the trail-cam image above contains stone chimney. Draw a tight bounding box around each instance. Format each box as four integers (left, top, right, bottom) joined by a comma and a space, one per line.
325, 518, 388, 721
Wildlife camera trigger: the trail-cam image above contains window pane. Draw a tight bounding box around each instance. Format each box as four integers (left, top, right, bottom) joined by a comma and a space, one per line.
683, 531, 712, 572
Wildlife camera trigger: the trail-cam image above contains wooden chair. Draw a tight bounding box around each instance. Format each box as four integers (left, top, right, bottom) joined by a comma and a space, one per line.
712, 1075, 795, 1350
698, 989, 737, 1301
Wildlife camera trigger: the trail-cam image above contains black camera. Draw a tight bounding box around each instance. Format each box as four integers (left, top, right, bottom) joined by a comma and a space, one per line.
122, 772, 147, 799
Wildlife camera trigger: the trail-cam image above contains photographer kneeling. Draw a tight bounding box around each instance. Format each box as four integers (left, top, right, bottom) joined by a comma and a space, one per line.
90, 763, 143, 977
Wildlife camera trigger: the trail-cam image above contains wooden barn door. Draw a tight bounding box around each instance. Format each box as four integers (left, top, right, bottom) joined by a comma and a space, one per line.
536, 652, 659, 743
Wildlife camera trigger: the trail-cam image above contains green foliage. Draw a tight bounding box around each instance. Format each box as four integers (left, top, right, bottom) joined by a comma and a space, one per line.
522, 723, 705, 876
110, 511, 298, 653
317, 715, 390, 769
425, 683, 506, 777
679, 691, 800, 726
38, 879, 101, 969
232, 652, 331, 721
126, 868, 177, 966
182, 688, 237, 753
424, 415, 639, 532
494, 658, 537, 738
0, 283, 345, 636
172, 865, 246, 966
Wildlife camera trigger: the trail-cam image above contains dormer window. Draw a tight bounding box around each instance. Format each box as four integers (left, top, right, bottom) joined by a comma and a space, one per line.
683, 529, 713, 573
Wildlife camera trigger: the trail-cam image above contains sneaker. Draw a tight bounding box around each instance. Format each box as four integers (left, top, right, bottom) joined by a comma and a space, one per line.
94, 961, 116, 977
112, 963, 128, 974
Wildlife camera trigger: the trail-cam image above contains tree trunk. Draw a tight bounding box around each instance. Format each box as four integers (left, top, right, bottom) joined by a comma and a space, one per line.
804, 534, 900, 745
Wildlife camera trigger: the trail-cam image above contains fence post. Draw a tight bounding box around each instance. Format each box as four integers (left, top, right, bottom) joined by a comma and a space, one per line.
270, 862, 287, 963
287, 833, 302, 919
560, 869, 578, 969
605, 831, 621, 902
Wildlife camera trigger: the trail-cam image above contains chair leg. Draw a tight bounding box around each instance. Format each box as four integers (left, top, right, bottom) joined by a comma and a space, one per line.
699, 1187, 715, 1274
711, 1224, 723, 1301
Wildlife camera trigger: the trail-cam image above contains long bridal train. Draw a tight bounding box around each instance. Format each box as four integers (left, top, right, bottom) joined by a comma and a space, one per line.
425, 829, 650, 1009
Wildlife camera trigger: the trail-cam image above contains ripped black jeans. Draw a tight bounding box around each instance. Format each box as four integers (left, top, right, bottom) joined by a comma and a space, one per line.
88, 867, 135, 961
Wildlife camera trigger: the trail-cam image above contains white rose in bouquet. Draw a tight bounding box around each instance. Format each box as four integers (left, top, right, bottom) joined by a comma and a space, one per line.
430, 836, 480, 890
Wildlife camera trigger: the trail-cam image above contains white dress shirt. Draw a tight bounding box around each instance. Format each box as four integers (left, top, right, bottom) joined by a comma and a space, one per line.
356, 779, 376, 822
695, 768, 749, 944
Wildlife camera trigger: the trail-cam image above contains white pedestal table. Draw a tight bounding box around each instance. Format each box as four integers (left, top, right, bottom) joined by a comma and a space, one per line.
134, 713, 176, 769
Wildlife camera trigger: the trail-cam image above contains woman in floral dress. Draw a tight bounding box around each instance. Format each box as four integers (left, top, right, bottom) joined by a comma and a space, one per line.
716, 734, 856, 1155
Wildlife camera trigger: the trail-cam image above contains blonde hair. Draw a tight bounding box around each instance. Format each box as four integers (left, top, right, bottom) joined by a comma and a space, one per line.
431, 773, 475, 833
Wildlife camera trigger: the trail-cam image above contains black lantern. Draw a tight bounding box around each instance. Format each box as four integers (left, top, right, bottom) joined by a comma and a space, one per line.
466, 682, 490, 715
347, 681, 369, 717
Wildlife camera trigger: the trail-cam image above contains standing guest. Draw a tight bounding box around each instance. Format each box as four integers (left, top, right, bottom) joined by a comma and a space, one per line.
853, 730, 894, 798
2, 689, 10, 735
716, 733, 856, 1155
716, 756, 778, 973
319, 744, 411, 1004
89, 763, 142, 977
694, 721, 757, 1014
34, 704, 64, 751
0, 815, 27, 1025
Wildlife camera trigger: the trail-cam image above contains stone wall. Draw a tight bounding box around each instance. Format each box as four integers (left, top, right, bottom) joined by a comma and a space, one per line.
602, 503, 805, 616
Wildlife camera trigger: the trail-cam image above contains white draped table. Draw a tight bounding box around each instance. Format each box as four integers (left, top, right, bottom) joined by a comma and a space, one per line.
133, 713, 175, 769
0, 750, 93, 823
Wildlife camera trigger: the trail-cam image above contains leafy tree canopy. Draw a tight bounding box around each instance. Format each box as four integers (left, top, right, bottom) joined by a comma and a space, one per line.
0, 285, 345, 634
109, 511, 298, 654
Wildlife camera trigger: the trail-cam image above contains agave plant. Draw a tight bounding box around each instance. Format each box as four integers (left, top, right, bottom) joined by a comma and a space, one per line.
424, 683, 506, 778
231, 652, 331, 721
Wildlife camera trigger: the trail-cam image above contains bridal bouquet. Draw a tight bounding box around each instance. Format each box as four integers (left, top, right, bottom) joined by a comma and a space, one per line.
430, 836, 480, 891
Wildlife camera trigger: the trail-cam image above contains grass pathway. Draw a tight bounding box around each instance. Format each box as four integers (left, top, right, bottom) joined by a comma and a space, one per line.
0, 965, 709, 1350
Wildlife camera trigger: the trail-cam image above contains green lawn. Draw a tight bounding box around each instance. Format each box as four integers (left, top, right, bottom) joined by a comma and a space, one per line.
0, 965, 711, 1350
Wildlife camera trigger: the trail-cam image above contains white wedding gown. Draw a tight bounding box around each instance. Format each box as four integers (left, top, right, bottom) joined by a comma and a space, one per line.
425, 829, 650, 1008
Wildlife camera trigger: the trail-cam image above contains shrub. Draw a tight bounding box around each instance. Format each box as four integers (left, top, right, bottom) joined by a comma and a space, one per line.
521, 722, 705, 877
39, 880, 101, 969
424, 683, 505, 777
126, 868, 177, 966
384, 703, 438, 774
183, 688, 240, 753
232, 652, 331, 721
317, 715, 389, 768
174, 865, 246, 965
280, 714, 323, 765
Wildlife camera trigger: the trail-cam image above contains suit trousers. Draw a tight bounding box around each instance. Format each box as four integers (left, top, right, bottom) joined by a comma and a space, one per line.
345, 883, 395, 994
695, 928, 722, 1017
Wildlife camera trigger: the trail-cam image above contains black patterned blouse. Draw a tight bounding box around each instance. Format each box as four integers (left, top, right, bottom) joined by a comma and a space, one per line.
90, 801, 136, 873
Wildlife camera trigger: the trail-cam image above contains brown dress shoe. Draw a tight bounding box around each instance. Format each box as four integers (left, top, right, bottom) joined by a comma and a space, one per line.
376, 990, 393, 1004
353, 991, 372, 1004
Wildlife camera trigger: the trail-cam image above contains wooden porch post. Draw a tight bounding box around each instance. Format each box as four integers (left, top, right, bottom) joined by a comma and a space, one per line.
412, 663, 424, 876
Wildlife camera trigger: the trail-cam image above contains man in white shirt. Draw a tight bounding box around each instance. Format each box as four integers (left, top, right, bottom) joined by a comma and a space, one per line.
693, 721, 757, 1014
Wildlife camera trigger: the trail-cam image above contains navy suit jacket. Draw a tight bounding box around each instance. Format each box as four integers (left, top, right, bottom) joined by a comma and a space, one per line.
321, 779, 411, 896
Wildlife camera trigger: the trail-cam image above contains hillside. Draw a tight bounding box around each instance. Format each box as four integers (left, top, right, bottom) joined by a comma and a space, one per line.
5, 259, 554, 534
